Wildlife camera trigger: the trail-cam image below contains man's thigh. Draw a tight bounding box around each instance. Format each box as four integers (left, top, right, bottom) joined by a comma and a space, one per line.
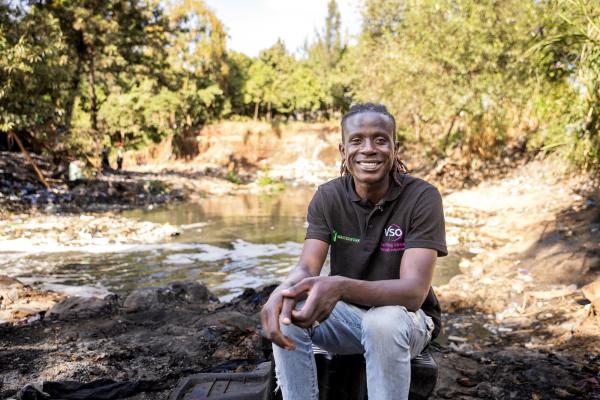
305, 300, 366, 355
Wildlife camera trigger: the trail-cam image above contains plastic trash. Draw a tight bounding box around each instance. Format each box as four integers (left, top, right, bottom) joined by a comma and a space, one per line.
169, 361, 274, 400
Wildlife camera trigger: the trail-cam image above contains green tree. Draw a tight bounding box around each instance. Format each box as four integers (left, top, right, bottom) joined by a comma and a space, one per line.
306, 0, 349, 113
224, 51, 253, 116
528, 0, 600, 169
289, 60, 326, 115
38, 0, 170, 133
96, 0, 228, 150
351, 0, 542, 159
245, 39, 294, 119
0, 3, 71, 149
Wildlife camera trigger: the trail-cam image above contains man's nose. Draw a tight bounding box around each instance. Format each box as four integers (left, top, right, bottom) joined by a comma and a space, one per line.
361, 139, 376, 153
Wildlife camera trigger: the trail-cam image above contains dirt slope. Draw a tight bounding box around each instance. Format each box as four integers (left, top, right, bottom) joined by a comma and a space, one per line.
433, 157, 600, 399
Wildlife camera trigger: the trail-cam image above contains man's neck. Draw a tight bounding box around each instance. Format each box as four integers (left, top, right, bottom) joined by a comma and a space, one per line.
353, 175, 391, 205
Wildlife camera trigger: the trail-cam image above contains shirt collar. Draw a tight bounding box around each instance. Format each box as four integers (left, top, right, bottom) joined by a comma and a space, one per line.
345, 173, 407, 204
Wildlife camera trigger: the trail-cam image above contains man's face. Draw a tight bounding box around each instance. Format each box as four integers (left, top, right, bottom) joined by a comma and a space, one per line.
339, 112, 398, 186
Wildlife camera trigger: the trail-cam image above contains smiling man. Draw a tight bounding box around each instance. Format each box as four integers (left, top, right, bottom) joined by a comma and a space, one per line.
261, 103, 447, 400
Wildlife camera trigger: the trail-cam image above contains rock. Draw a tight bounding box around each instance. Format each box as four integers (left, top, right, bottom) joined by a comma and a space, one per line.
0, 276, 64, 322
169, 280, 215, 303
0, 275, 24, 288
456, 377, 479, 387
435, 386, 458, 399
554, 388, 571, 398
528, 285, 578, 300
582, 278, 600, 303
11, 301, 55, 319
202, 311, 260, 332
0, 275, 25, 306
123, 281, 215, 312
47, 295, 118, 321
476, 381, 504, 398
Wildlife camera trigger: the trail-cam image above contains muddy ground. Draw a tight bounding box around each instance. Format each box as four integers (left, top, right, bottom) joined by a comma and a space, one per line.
0, 155, 599, 399
432, 159, 600, 399
0, 280, 273, 399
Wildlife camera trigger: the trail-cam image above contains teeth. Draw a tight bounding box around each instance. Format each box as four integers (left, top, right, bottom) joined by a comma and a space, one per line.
359, 162, 378, 167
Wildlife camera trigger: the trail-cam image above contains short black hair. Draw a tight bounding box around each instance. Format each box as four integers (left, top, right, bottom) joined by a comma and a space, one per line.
341, 103, 396, 140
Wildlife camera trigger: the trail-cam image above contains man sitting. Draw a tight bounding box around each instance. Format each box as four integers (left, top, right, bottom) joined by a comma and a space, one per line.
261, 103, 447, 400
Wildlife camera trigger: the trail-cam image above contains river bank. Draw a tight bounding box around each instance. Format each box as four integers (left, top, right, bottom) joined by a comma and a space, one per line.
433, 158, 600, 399
1, 121, 534, 216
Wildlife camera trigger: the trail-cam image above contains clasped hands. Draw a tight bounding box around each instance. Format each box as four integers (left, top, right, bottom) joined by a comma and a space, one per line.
260, 276, 341, 351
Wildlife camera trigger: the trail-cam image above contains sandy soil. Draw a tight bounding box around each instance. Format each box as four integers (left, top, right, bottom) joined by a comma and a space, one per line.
433, 158, 600, 399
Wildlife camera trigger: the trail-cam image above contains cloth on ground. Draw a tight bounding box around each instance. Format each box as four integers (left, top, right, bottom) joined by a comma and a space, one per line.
18, 378, 167, 400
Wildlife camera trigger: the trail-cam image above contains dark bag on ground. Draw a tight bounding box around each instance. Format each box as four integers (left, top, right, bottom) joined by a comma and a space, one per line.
18, 378, 166, 400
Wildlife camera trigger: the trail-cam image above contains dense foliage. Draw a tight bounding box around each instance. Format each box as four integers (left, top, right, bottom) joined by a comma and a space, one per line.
1, 0, 598, 169
351, 0, 600, 168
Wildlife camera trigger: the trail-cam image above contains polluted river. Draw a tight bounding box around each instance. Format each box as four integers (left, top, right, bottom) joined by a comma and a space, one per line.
0, 187, 470, 303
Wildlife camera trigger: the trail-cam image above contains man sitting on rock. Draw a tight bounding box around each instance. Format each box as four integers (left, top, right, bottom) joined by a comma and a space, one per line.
261, 103, 447, 400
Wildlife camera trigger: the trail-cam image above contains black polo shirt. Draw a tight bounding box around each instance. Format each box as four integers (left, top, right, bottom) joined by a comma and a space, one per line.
305, 173, 447, 338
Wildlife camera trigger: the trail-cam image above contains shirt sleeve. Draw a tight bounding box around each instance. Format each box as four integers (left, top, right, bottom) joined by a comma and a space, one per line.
305, 188, 332, 244
405, 186, 448, 257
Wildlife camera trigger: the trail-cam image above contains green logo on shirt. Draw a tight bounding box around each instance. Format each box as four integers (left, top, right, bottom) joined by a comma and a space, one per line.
332, 229, 360, 244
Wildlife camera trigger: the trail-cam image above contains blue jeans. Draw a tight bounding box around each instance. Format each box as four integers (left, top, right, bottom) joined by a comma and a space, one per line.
272, 301, 434, 400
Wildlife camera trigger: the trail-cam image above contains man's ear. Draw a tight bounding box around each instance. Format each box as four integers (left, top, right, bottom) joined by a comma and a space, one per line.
339, 143, 346, 160
394, 141, 400, 152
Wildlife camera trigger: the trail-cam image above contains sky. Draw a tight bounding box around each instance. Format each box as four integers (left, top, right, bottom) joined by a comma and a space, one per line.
203, 0, 363, 57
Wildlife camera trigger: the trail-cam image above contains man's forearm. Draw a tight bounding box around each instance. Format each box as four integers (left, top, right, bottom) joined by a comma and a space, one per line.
335, 276, 430, 311
278, 238, 328, 291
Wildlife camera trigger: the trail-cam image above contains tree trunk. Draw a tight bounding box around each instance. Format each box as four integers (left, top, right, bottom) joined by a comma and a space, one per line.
88, 52, 98, 131
254, 101, 259, 120
63, 57, 82, 132
8, 132, 50, 190
442, 112, 460, 153
267, 101, 272, 121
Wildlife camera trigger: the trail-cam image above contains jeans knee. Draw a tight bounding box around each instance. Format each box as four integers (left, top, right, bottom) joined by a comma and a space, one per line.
279, 319, 309, 340
362, 306, 412, 346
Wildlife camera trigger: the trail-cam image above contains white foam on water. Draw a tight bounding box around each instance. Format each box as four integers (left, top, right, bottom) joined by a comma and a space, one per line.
16, 276, 112, 298
163, 254, 196, 265
164, 244, 231, 264
180, 222, 210, 230
42, 283, 112, 298
163, 240, 302, 266
191, 244, 233, 262
0, 240, 205, 255
229, 240, 301, 260
0, 235, 304, 302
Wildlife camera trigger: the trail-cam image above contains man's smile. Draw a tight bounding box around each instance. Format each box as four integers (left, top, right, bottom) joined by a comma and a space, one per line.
356, 160, 383, 171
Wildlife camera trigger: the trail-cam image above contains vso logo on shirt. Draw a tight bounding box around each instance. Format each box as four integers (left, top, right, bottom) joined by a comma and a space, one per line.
384, 224, 403, 242
381, 224, 406, 252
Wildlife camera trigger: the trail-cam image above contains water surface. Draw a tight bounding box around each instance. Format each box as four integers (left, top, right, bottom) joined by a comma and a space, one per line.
4, 187, 466, 301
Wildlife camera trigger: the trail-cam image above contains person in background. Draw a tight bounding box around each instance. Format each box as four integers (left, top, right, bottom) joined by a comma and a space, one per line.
116, 143, 124, 172
101, 146, 111, 173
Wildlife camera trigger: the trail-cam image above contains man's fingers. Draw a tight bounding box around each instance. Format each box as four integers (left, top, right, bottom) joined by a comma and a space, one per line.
262, 313, 296, 350
291, 308, 315, 325
270, 331, 296, 351
280, 298, 295, 325
291, 294, 319, 324
281, 280, 311, 298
